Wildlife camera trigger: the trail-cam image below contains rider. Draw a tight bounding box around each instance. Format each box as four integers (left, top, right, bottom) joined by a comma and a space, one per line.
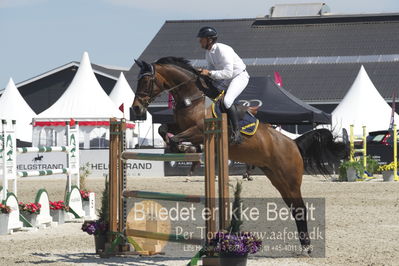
197, 26, 249, 144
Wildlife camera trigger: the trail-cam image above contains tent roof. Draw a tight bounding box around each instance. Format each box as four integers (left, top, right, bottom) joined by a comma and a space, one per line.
152, 77, 331, 125
36, 52, 123, 120
0, 78, 36, 141
109, 73, 135, 120
237, 77, 331, 124
332, 65, 399, 135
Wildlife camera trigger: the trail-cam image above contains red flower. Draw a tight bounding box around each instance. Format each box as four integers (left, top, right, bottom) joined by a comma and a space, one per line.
79, 190, 91, 201
49, 201, 69, 211
19, 202, 42, 214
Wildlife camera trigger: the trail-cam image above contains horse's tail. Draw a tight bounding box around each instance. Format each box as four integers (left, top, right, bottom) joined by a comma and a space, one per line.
294, 129, 349, 175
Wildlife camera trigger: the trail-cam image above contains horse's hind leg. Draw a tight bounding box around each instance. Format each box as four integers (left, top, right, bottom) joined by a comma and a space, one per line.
261, 167, 311, 255
243, 164, 254, 181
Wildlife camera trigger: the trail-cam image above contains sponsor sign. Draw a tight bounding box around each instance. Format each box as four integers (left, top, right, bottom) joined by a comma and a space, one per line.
80, 149, 165, 177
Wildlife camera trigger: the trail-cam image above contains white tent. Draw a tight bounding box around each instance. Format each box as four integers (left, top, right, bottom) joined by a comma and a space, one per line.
34, 52, 127, 148
109, 72, 135, 119
332, 65, 399, 136
36, 52, 123, 120
108, 73, 164, 147
0, 78, 36, 142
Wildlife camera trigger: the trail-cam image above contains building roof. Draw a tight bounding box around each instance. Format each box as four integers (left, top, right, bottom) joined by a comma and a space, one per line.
124, 13, 399, 106
0, 61, 124, 95
14, 62, 122, 89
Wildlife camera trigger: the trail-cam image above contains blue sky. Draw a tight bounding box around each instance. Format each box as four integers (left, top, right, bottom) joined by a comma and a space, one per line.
1, 0, 399, 87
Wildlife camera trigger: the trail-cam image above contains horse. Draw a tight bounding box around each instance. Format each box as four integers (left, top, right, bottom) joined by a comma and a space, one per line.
132, 57, 348, 254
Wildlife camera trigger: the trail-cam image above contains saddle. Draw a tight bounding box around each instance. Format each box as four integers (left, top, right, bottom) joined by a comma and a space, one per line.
196, 74, 260, 136
212, 95, 259, 136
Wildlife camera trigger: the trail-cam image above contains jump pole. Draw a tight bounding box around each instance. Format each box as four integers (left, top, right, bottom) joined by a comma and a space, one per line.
106, 113, 230, 257
394, 124, 398, 181
349, 125, 368, 179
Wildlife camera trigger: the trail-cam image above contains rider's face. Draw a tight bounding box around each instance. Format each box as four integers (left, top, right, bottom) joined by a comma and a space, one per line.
199, 37, 209, 50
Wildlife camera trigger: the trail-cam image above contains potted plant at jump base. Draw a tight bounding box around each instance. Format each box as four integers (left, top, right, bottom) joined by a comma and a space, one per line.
365, 156, 379, 178
0, 203, 12, 235
80, 163, 93, 216
80, 189, 91, 215
378, 162, 397, 182
81, 177, 108, 254
82, 219, 108, 253
19, 202, 41, 227
209, 182, 262, 266
50, 200, 69, 224
339, 159, 364, 182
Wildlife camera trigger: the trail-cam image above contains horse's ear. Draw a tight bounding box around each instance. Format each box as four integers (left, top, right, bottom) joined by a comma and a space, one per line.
134, 59, 143, 68
142, 61, 154, 74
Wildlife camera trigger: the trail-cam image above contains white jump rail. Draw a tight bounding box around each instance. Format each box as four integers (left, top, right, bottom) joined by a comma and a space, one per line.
0, 119, 80, 200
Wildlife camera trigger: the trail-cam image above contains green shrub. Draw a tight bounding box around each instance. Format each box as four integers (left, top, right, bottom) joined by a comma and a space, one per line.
339, 160, 364, 181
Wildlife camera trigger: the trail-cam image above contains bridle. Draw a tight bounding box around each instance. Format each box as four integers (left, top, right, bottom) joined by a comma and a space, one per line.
136, 63, 202, 108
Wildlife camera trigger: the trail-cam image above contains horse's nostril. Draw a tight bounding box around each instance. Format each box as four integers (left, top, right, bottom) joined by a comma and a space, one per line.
133, 106, 141, 114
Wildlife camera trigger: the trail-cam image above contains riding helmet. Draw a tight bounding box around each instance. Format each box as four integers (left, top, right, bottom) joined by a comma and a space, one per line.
197, 27, 218, 38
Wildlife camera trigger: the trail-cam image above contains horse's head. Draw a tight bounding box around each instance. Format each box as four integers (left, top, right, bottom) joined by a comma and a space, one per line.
132, 59, 165, 118
133, 57, 215, 119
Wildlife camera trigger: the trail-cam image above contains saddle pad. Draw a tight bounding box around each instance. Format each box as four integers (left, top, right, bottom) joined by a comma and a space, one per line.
211, 100, 259, 136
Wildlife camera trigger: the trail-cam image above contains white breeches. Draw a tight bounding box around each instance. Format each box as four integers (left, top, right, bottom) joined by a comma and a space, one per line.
223, 71, 250, 109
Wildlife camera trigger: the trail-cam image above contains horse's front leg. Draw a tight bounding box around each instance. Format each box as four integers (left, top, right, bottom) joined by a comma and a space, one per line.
170, 125, 203, 145
158, 123, 180, 144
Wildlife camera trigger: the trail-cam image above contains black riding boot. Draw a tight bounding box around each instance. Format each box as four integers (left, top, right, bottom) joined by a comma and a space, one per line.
226, 104, 242, 144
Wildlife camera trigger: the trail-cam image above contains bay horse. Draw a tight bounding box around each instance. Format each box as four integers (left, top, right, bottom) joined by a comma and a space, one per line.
132, 57, 347, 254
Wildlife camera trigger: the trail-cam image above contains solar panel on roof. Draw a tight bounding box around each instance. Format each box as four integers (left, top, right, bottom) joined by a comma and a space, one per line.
271, 3, 330, 18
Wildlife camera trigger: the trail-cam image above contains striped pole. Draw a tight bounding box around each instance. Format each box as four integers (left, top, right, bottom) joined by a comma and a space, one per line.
123, 190, 203, 203
394, 124, 398, 181
17, 168, 69, 178
350, 125, 354, 162
121, 152, 203, 162
362, 126, 367, 179
17, 146, 70, 154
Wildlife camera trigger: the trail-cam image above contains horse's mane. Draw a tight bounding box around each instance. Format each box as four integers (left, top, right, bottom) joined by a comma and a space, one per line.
155, 56, 219, 98
155, 57, 198, 74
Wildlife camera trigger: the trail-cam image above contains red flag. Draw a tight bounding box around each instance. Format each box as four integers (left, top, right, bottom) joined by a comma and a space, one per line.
168, 93, 174, 109
70, 118, 76, 127
119, 103, 124, 113
274, 71, 283, 87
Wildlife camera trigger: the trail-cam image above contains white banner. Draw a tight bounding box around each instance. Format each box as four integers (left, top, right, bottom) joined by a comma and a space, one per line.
17, 152, 66, 178
80, 149, 165, 178
16, 149, 165, 178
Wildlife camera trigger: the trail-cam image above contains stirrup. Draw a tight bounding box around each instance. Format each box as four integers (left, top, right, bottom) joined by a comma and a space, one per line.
230, 130, 242, 145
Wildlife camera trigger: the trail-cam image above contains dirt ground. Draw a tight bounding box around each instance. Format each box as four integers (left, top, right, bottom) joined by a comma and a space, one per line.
1, 175, 398, 266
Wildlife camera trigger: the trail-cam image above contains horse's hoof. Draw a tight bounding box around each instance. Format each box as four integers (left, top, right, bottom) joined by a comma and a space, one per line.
248, 176, 254, 181
299, 245, 312, 257
170, 136, 179, 144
